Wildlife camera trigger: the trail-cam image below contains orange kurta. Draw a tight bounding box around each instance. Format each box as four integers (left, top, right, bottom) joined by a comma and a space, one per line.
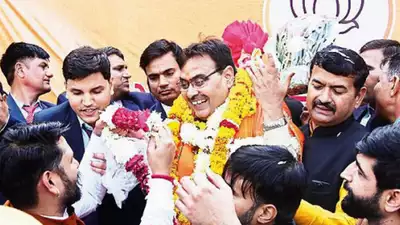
4, 201, 84, 225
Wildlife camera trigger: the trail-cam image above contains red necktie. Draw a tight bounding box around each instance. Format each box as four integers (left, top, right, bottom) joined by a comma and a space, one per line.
22, 103, 39, 124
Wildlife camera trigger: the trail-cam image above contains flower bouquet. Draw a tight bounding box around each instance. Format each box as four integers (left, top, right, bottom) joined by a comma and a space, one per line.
264, 14, 340, 95
99, 105, 163, 208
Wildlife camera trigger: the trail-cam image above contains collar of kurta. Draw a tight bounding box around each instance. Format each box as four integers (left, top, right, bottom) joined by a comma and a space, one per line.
307, 116, 356, 137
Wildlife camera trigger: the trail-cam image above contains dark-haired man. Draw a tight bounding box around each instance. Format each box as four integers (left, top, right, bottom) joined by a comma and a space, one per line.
0, 122, 84, 225
171, 145, 307, 225
58, 47, 155, 109
0, 42, 54, 124
354, 39, 400, 130
139, 39, 184, 119
34, 46, 111, 162
300, 45, 369, 212
340, 124, 400, 225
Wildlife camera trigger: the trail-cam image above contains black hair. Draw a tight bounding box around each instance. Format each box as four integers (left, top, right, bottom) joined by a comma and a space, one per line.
184, 38, 237, 74
101, 46, 124, 60
62, 46, 110, 81
223, 145, 307, 224
310, 45, 369, 92
0, 122, 69, 209
0, 42, 50, 85
359, 39, 400, 54
140, 39, 184, 71
356, 124, 400, 190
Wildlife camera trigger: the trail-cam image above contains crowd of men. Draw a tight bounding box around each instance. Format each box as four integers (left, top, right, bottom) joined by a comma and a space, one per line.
0, 37, 399, 225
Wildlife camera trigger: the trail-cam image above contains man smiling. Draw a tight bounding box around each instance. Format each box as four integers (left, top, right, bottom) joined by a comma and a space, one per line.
34, 46, 112, 162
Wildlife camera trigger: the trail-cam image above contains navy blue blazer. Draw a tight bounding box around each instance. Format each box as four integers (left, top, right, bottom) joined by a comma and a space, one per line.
57, 92, 68, 105
119, 92, 156, 110
33, 102, 86, 162
7, 94, 54, 123
149, 100, 168, 120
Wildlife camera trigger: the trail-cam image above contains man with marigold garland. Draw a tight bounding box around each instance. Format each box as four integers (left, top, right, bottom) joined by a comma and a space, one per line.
164, 38, 303, 224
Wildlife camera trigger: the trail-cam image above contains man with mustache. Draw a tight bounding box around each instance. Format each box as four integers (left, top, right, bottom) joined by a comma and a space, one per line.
0, 42, 54, 125
301, 45, 368, 212
353, 39, 400, 130
293, 49, 400, 225
139, 39, 184, 120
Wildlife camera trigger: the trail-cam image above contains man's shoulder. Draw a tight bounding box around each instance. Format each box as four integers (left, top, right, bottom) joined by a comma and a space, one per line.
123, 92, 156, 109
34, 102, 71, 122
127, 92, 156, 102
40, 100, 55, 108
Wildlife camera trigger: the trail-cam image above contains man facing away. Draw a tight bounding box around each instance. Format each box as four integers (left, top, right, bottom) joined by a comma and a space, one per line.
0, 122, 84, 225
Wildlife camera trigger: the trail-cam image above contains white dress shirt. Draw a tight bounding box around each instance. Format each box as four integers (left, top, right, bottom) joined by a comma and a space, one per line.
77, 116, 93, 148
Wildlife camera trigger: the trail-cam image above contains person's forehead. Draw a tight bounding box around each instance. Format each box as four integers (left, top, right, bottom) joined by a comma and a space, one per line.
66, 72, 109, 89
360, 50, 384, 67
58, 136, 73, 155
146, 52, 180, 74
181, 55, 216, 79
108, 54, 125, 66
311, 66, 355, 88
357, 153, 376, 175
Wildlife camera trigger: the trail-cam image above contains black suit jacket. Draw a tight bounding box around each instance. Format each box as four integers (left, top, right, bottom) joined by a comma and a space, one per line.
7, 94, 54, 123
33, 102, 85, 162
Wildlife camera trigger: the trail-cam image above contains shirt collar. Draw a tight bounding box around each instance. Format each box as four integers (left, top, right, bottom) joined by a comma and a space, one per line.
307, 116, 356, 137
77, 116, 93, 130
10, 93, 41, 109
161, 103, 171, 115
40, 209, 69, 220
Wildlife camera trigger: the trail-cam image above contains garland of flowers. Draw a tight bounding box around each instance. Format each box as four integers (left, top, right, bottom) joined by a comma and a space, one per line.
167, 68, 257, 224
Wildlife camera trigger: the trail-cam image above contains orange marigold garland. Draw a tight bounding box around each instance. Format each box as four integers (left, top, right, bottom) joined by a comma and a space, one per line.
166, 68, 256, 224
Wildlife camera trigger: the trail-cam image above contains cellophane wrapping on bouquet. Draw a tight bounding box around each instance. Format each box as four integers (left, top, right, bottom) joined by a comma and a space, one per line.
264, 15, 340, 95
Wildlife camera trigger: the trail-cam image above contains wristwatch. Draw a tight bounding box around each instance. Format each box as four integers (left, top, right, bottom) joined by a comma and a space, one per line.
263, 117, 287, 132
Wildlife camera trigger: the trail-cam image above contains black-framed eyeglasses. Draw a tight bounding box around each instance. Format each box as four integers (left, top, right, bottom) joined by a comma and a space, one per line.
180, 68, 220, 90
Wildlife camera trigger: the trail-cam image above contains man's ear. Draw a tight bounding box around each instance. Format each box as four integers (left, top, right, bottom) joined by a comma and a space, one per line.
390, 75, 400, 97
384, 189, 400, 213
223, 66, 235, 88
14, 62, 25, 78
256, 204, 277, 224
354, 86, 367, 108
40, 171, 60, 197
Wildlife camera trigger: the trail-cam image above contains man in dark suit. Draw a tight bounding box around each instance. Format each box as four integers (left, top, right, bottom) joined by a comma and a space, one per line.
34, 46, 114, 225
139, 39, 185, 120
0, 42, 54, 124
56, 47, 156, 110
95, 48, 158, 225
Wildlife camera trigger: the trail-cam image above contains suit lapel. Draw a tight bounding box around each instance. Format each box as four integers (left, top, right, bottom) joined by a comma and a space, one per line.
7, 95, 26, 123
64, 104, 85, 162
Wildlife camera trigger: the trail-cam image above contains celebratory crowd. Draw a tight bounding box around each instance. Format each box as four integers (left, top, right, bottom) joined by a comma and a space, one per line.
0, 20, 400, 225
